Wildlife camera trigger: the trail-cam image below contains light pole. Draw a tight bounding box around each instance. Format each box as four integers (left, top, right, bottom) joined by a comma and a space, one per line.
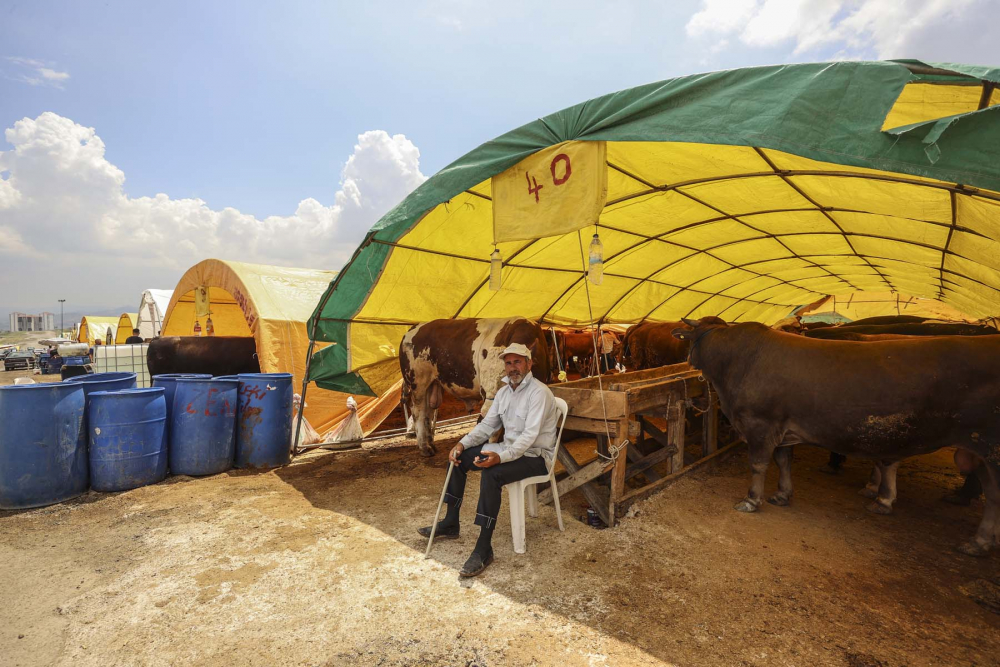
58, 299, 65, 337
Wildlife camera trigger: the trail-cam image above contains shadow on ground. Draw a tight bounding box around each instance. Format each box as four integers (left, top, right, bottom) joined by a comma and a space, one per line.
275, 436, 1000, 666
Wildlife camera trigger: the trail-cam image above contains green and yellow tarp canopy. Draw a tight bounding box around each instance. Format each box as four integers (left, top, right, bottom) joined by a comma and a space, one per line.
308, 60, 1000, 399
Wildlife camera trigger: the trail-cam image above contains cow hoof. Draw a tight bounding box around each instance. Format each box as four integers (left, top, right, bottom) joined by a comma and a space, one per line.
858, 486, 878, 500
418, 446, 436, 457
957, 541, 991, 558
767, 494, 791, 507
734, 499, 759, 513
865, 501, 893, 515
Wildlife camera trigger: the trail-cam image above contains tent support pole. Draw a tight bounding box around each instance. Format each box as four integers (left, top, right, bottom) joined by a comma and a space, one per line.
293, 339, 317, 457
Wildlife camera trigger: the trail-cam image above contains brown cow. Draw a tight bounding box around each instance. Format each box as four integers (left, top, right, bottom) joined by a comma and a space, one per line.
399, 318, 550, 456
561, 330, 599, 376
673, 316, 1000, 557
619, 321, 690, 370
147, 336, 260, 376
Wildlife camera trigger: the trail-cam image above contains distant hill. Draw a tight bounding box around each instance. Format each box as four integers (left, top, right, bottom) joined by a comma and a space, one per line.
0, 306, 135, 331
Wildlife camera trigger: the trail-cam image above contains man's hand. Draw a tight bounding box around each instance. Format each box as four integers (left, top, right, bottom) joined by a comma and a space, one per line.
474, 451, 501, 468
449, 443, 465, 465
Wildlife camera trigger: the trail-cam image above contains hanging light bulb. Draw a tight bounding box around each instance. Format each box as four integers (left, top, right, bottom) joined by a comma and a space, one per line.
489, 248, 503, 291
588, 232, 604, 286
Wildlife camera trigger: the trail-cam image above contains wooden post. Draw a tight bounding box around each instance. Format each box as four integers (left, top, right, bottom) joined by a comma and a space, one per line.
667, 398, 685, 473
608, 418, 629, 522
596, 433, 611, 485
627, 416, 641, 445
702, 388, 718, 456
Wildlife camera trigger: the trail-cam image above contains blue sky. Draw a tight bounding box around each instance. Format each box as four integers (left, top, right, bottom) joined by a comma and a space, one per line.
1, 0, 996, 309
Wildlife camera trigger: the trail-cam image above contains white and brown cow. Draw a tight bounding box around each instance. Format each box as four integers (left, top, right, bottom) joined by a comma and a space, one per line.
399, 317, 550, 456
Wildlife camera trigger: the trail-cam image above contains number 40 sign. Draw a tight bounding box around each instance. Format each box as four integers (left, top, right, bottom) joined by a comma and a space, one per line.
492, 140, 607, 243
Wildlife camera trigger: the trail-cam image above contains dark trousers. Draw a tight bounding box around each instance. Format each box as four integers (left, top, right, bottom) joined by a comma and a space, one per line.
445, 445, 548, 530
600, 353, 614, 373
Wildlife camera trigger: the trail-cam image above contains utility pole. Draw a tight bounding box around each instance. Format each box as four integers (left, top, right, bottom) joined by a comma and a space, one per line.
58, 299, 65, 337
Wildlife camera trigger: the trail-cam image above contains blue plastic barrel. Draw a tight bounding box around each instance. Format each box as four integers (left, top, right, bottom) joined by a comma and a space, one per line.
235, 373, 294, 469
151, 374, 213, 432
170, 377, 239, 476
65, 372, 138, 400
88, 388, 168, 492
0, 382, 88, 509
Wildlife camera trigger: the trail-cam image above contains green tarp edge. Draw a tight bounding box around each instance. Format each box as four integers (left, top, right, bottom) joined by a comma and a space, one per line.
308, 59, 1000, 388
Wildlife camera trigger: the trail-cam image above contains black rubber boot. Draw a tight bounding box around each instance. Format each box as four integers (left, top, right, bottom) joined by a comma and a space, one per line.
459, 549, 494, 577
417, 524, 460, 539
418, 502, 461, 539
459, 524, 495, 577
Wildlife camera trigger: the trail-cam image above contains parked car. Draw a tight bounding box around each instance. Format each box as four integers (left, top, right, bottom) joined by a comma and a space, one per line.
3, 351, 36, 371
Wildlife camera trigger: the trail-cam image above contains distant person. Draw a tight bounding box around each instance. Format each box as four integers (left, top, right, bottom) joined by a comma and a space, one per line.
599, 329, 617, 373
125, 328, 143, 344
47, 348, 61, 373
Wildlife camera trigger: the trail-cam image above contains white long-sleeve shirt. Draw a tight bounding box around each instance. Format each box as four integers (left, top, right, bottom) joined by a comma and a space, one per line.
459, 373, 560, 468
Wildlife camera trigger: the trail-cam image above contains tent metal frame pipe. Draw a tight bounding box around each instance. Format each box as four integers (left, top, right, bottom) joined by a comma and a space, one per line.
897, 63, 979, 78
294, 235, 374, 456
424, 460, 455, 558
978, 82, 996, 110
550, 327, 564, 375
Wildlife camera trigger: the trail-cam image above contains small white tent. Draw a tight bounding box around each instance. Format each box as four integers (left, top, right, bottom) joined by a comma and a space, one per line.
136, 289, 173, 339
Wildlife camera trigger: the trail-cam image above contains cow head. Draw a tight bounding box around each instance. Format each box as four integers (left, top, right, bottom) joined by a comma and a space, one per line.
672, 317, 728, 366
399, 333, 442, 457
404, 377, 443, 457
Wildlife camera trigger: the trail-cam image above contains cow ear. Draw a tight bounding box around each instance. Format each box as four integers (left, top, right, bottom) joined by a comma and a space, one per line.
681, 317, 699, 328
428, 381, 443, 410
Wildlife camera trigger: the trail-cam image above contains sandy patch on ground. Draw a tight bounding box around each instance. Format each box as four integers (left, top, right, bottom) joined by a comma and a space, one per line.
1, 433, 999, 666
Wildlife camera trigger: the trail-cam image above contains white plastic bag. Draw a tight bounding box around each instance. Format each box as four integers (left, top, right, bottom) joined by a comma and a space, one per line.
292, 393, 322, 448
323, 396, 364, 447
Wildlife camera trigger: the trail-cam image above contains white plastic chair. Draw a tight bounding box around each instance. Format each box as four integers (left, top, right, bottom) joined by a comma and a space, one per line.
505, 396, 569, 554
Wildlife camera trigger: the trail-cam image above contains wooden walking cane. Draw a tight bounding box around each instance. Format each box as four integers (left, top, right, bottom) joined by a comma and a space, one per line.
424, 460, 455, 558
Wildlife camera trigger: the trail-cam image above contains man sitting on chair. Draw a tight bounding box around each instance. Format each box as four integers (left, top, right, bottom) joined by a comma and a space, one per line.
418, 343, 561, 578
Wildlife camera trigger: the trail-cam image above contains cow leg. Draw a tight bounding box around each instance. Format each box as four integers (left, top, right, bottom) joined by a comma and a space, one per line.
767, 446, 794, 506
864, 460, 899, 515
858, 464, 882, 499
735, 433, 777, 513
959, 461, 1000, 557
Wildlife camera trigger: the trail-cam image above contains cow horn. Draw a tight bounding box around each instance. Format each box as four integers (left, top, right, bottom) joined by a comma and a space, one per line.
681, 317, 699, 327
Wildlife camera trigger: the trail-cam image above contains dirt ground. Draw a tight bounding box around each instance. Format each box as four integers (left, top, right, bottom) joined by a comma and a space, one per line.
2, 425, 1000, 666
0, 368, 63, 386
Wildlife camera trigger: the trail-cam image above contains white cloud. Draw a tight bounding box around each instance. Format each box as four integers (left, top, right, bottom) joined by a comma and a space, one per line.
685, 0, 994, 61
0, 113, 426, 297
4, 56, 71, 89
686, 0, 758, 38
